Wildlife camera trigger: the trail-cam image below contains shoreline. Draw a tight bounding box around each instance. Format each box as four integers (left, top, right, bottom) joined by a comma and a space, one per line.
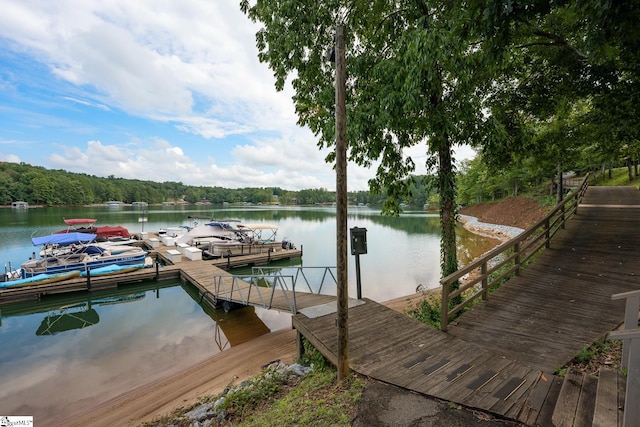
57, 216, 511, 427
56, 294, 426, 427
457, 214, 524, 241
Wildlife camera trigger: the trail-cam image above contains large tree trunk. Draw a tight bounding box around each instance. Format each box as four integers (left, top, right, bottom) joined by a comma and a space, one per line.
438, 136, 459, 305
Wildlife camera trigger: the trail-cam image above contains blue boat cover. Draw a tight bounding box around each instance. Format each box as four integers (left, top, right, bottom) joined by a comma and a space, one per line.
32, 232, 97, 246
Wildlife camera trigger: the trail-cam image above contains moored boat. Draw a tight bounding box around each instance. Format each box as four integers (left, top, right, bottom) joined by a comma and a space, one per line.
0, 271, 82, 288
21, 232, 147, 278
56, 218, 134, 242
172, 217, 245, 247
80, 261, 150, 277
203, 223, 295, 258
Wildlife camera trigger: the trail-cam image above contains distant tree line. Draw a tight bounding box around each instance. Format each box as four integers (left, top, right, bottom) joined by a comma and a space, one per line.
0, 162, 442, 208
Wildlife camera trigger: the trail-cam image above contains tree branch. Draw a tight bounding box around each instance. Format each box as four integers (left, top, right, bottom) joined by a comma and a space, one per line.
532, 29, 588, 60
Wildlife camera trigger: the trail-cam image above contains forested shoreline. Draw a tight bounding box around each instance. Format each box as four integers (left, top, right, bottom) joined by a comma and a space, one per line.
4, 159, 635, 209
0, 161, 439, 208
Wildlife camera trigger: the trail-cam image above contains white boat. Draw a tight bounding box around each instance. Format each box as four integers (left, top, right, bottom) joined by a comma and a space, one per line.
20, 232, 148, 278
172, 218, 245, 247
203, 223, 295, 258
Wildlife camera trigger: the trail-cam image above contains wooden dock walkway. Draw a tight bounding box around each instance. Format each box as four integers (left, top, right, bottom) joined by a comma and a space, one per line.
293, 186, 639, 426
0, 243, 303, 304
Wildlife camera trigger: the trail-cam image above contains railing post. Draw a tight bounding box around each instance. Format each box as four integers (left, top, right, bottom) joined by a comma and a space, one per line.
481, 262, 488, 299
514, 243, 521, 276
612, 290, 640, 369
560, 202, 566, 229
609, 328, 640, 427
441, 281, 449, 332
545, 218, 551, 249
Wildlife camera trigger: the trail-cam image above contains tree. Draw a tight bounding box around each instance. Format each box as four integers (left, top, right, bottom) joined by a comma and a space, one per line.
240, 0, 488, 284
476, 1, 640, 178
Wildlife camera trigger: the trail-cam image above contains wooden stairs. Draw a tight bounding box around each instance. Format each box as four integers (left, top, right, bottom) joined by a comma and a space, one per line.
521, 368, 625, 427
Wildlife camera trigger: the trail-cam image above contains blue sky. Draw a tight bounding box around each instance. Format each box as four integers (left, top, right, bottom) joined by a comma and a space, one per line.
0, 1, 475, 191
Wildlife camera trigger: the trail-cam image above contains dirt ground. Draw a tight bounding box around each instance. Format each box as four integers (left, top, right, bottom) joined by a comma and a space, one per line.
55, 197, 548, 427
459, 196, 549, 230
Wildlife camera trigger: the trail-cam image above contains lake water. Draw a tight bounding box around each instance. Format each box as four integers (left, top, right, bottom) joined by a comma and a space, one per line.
0, 205, 499, 422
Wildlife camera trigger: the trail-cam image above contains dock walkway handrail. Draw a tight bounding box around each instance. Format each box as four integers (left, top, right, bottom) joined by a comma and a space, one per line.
440, 174, 590, 331
211, 266, 338, 313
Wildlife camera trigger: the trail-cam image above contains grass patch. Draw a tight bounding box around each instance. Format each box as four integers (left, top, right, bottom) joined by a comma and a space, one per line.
591, 166, 640, 187
239, 369, 365, 426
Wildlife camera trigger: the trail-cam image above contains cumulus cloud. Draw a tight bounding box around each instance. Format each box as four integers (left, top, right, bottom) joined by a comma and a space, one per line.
0, 0, 388, 191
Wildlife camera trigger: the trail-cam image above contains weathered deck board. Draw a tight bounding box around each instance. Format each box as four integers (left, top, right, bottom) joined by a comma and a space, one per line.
293, 186, 637, 425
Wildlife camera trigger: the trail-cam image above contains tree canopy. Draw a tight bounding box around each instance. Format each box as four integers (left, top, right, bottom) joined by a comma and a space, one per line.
240, 0, 640, 282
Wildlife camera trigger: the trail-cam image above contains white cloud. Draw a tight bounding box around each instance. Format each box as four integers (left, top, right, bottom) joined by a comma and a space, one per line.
0, 1, 479, 193
0, 152, 21, 163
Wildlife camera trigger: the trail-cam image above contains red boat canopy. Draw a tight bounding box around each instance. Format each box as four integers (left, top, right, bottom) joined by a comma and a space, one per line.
64, 218, 97, 226
95, 225, 131, 239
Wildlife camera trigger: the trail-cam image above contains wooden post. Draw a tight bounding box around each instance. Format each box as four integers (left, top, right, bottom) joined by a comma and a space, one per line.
612, 290, 640, 369
545, 218, 550, 249
335, 23, 349, 381
481, 262, 488, 299
609, 329, 640, 427
440, 281, 449, 332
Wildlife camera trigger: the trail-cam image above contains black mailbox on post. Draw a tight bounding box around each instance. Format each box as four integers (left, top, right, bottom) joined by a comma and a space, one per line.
350, 227, 367, 255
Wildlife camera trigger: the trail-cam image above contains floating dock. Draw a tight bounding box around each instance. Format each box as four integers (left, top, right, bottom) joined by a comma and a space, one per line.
0, 237, 303, 305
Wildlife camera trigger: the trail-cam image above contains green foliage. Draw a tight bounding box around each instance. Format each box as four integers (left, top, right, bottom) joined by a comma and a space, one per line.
406, 292, 441, 329
556, 336, 622, 376
477, 1, 640, 176
574, 346, 597, 364
299, 337, 332, 371
241, 0, 490, 284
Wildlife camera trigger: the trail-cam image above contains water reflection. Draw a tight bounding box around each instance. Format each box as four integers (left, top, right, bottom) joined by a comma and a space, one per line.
0, 279, 289, 422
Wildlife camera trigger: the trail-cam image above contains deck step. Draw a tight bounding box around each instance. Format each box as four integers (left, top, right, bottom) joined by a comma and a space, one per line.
592, 368, 624, 427
543, 367, 626, 427
552, 369, 587, 427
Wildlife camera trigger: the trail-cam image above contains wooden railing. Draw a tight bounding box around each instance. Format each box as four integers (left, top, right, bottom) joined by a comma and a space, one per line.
609, 289, 640, 427
440, 174, 590, 332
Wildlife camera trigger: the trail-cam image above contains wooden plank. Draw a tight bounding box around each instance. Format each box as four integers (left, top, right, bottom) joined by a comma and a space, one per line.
500, 369, 545, 419
617, 369, 625, 427
551, 370, 584, 427
534, 374, 565, 427
574, 374, 598, 427
593, 368, 619, 427
428, 352, 503, 400
517, 372, 556, 425
459, 360, 519, 408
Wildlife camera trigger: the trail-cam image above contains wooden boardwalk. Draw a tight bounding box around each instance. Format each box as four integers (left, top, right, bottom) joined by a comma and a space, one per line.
293, 186, 640, 426
448, 186, 640, 372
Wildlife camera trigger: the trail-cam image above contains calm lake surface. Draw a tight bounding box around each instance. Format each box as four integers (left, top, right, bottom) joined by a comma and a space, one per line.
0, 205, 499, 421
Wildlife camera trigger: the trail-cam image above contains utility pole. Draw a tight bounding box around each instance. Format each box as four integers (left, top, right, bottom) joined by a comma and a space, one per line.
335, 22, 349, 381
